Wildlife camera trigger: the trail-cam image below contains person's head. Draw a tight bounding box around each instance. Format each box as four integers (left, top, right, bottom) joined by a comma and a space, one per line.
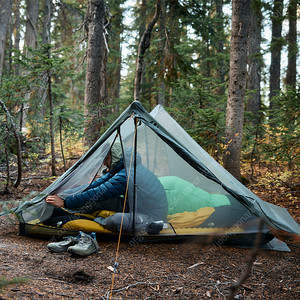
103, 151, 112, 169
104, 141, 123, 170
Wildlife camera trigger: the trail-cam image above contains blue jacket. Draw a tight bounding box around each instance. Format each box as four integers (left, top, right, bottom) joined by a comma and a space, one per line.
64, 155, 168, 221
64, 159, 126, 209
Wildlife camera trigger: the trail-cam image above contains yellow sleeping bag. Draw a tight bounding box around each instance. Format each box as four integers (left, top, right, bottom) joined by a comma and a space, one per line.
167, 207, 215, 228
62, 210, 115, 234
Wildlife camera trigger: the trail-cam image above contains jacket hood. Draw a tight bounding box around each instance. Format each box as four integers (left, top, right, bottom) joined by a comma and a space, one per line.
111, 142, 123, 169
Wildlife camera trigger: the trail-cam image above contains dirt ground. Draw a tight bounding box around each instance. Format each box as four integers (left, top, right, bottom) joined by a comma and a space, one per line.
0, 172, 299, 299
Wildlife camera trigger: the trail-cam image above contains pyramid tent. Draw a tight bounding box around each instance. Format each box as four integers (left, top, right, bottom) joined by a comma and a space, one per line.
7, 101, 299, 250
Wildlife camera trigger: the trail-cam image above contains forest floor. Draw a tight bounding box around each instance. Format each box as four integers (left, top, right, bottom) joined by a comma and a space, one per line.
0, 162, 299, 299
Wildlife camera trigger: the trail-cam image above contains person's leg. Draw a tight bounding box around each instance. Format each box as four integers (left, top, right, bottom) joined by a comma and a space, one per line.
94, 213, 155, 233
81, 196, 128, 214
94, 213, 131, 232
43, 207, 86, 227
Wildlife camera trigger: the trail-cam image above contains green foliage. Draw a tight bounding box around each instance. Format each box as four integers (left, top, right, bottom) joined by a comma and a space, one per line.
0, 43, 86, 181
0, 276, 30, 293
260, 86, 300, 166
167, 75, 226, 160
1, 0, 297, 180
56, 105, 84, 139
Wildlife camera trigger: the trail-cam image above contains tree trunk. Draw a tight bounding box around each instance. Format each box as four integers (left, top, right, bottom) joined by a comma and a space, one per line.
0, 99, 22, 188
166, 0, 180, 103
136, 0, 146, 104
24, 0, 39, 50
38, 0, 53, 119
21, 0, 39, 132
285, 0, 297, 87
42, 0, 52, 44
13, 0, 21, 75
48, 49, 56, 176
84, 0, 106, 147
223, 0, 250, 181
134, 0, 160, 102
269, 0, 283, 110
246, 1, 262, 127
59, 107, 66, 171
0, 0, 12, 83
108, 1, 123, 114
100, 36, 109, 113
157, 0, 166, 106
215, 0, 225, 96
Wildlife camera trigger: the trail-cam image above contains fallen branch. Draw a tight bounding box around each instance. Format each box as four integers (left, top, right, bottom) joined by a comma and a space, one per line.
227, 218, 264, 299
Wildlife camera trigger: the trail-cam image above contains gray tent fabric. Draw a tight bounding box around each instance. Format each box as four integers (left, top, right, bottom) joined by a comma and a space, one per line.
149, 105, 300, 235
2, 101, 299, 249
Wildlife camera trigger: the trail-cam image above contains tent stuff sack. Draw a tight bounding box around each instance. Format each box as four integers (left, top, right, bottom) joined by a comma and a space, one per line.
4, 101, 299, 251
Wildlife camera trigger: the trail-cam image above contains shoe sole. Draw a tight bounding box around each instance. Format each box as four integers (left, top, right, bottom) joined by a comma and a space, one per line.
67, 244, 99, 257
48, 246, 69, 253
67, 248, 98, 257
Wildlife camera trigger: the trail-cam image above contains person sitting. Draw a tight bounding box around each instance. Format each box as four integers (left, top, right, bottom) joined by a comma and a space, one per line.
44, 142, 168, 233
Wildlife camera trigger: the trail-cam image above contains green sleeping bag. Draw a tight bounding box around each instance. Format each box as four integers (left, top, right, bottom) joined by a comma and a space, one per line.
158, 176, 230, 215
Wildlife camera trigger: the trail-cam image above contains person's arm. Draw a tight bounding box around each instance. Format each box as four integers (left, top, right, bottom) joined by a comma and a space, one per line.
87, 171, 112, 190
45, 171, 115, 208
64, 170, 127, 209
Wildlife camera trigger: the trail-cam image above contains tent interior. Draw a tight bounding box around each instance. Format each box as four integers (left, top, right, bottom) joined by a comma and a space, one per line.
8, 101, 299, 251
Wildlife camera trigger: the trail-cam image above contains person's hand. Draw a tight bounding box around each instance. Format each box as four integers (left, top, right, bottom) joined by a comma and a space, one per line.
45, 194, 64, 208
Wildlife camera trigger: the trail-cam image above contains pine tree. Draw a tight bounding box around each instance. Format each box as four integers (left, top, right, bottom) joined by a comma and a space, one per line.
223, 0, 251, 180
0, 0, 12, 82
285, 0, 297, 87
246, 0, 263, 127
84, 0, 106, 147
269, 0, 284, 111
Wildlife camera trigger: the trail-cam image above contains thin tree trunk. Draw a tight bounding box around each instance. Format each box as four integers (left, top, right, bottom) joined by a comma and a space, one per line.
223, 0, 251, 181
269, 0, 283, 110
215, 0, 225, 96
166, 0, 180, 103
4, 148, 10, 191
84, 0, 106, 147
134, 0, 161, 102
246, 1, 262, 127
136, 0, 146, 104
285, 0, 297, 87
38, 0, 52, 119
0, 0, 12, 83
48, 49, 56, 176
0, 98, 22, 187
24, 0, 39, 49
21, 0, 39, 132
108, 1, 122, 114
13, 0, 21, 75
59, 107, 66, 171
157, 0, 166, 106
99, 34, 110, 119
42, 0, 52, 44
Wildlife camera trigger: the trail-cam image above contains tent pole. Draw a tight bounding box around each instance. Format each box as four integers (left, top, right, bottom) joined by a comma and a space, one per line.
145, 123, 150, 169
132, 118, 138, 237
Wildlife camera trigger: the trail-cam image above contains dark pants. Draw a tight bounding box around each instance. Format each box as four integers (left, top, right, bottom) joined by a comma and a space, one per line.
80, 196, 128, 214
43, 207, 85, 227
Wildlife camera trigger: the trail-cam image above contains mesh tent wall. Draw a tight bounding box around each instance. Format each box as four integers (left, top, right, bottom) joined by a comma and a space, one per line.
7, 101, 299, 248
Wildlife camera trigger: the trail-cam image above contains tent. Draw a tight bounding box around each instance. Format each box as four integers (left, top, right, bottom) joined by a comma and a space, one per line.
6, 101, 299, 250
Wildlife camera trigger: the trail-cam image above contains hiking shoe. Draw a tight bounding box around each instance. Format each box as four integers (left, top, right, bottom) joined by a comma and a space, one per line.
48, 235, 79, 253
67, 232, 100, 257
